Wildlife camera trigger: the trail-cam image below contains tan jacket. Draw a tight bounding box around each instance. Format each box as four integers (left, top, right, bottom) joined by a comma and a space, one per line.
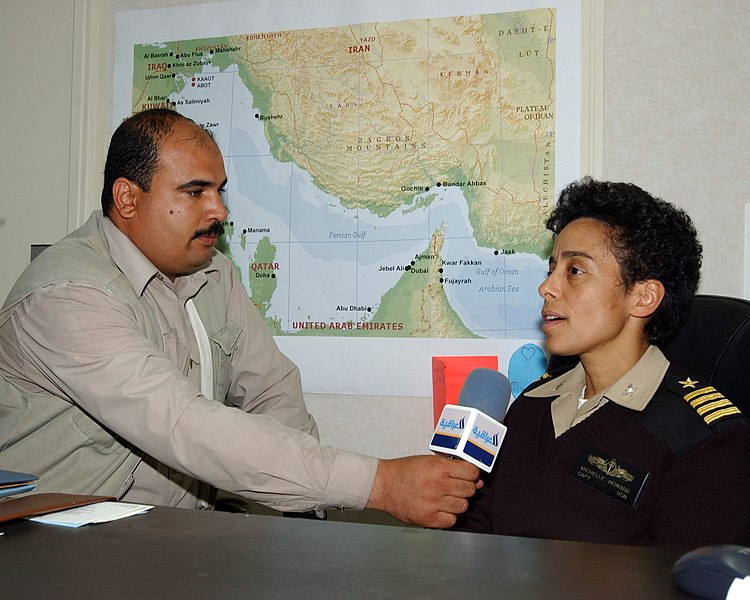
0, 212, 376, 511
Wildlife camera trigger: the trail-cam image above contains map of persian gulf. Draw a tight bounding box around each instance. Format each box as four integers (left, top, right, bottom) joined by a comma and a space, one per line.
131, 8, 556, 339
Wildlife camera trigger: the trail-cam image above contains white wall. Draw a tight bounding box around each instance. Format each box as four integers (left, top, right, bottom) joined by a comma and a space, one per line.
0, 0, 75, 301
2, 0, 749, 458
601, 1, 750, 297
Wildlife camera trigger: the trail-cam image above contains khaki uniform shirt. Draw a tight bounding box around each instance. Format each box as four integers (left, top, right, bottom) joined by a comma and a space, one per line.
525, 345, 670, 437
0, 216, 376, 511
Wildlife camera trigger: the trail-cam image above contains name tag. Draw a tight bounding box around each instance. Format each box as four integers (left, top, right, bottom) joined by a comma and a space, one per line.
570, 445, 650, 509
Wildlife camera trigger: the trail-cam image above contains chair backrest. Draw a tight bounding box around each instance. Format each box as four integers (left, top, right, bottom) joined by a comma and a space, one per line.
660, 294, 750, 414
547, 295, 750, 414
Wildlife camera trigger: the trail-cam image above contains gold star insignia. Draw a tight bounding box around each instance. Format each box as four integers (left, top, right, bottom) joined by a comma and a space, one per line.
679, 377, 699, 389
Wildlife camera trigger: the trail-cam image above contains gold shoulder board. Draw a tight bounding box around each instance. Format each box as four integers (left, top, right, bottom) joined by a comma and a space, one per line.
683, 385, 742, 426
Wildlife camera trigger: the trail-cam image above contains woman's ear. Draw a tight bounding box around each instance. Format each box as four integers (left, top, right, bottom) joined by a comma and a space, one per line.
631, 279, 666, 318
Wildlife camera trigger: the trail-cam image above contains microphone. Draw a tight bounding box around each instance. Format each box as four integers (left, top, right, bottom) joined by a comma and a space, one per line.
429, 368, 512, 472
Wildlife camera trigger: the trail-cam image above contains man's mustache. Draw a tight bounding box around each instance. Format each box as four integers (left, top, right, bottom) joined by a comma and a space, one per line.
192, 221, 226, 239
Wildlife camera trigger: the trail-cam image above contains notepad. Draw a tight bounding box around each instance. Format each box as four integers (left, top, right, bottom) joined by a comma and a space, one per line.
0, 469, 39, 499
28, 501, 153, 528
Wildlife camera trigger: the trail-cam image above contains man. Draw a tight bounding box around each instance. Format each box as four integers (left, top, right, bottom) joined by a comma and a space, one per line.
454, 178, 750, 547
0, 108, 480, 528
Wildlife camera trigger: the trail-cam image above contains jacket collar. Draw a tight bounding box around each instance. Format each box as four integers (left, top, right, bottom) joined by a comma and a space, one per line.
100, 215, 220, 297
527, 345, 669, 412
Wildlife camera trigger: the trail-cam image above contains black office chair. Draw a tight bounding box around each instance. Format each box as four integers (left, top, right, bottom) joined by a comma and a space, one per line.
659, 294, 750, 415
548, 294, 750, 415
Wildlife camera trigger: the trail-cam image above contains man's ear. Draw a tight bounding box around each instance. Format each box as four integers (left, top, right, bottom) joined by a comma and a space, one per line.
111, 177, 140, 220
631, 279, 665, 318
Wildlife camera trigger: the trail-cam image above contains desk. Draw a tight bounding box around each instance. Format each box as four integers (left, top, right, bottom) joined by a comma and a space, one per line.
0, 507, 693, 599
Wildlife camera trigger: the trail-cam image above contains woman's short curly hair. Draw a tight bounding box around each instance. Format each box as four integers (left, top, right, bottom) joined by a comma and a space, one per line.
546, 177, 702, 344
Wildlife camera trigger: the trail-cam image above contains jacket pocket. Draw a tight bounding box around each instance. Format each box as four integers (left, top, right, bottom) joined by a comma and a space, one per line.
208, 320, 241, 404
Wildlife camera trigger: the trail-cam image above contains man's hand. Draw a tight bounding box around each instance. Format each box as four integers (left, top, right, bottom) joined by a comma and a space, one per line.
366, 455, 483, 528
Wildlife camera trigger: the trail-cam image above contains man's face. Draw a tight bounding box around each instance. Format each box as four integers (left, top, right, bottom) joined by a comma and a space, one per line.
538, 218, 641, 360
128, 121, 228, 280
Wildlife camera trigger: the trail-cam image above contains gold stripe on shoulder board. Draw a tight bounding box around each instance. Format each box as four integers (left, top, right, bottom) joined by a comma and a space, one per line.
683, 386, 742, 425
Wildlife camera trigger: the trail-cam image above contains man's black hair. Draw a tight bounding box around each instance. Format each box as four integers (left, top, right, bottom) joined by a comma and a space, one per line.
101, 108, 199, 215
546, 177, 702, 344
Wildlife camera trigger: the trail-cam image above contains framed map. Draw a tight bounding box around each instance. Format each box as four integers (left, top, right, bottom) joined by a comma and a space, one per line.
114, 0, 590, 396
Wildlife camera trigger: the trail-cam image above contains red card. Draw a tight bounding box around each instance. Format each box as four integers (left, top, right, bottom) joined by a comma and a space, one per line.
431, 356, 499, 425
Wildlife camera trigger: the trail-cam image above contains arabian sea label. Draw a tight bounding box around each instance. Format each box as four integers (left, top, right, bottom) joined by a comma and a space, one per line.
570, 445, 650, 509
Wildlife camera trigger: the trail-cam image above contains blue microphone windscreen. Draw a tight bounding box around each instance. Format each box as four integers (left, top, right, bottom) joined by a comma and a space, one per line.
457, 368, 512, 422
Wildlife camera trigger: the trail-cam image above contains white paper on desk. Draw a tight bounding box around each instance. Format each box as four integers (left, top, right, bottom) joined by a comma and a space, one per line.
28, 502, 153, 528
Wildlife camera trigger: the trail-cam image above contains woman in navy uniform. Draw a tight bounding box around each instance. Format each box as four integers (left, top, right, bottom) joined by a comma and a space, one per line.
454, 178, 750, 549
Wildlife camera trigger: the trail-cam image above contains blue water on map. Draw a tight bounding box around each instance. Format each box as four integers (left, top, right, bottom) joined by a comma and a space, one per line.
176, 66, 546, 339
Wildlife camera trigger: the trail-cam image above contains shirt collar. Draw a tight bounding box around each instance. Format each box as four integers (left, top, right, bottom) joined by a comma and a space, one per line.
100, 215, 221, 297
526, 345, 669, 411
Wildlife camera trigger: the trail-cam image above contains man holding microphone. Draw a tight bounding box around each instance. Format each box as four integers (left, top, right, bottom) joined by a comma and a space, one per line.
0, 108, 480, 527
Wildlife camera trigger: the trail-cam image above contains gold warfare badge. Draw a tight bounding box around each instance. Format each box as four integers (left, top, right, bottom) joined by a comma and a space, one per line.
570, 445, 650, 509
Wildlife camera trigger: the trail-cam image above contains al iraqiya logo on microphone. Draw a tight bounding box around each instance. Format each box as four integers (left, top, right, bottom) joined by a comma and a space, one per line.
588, 454, 634, 482
471, 426, 499, 447
439, 417, 465, 431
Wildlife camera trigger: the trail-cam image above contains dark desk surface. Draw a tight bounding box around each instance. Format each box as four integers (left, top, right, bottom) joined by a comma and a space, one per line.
0, 506, 694, 599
